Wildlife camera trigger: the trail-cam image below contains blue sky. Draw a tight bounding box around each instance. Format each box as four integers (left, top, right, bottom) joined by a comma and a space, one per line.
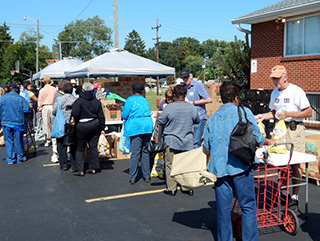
0, 0, 280, 51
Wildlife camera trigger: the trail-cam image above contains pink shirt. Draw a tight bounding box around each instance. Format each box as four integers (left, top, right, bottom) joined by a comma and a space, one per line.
38, 84, 57, 109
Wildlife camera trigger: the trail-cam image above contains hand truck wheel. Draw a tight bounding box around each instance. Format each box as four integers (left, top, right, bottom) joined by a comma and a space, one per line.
282, 209, 299, 235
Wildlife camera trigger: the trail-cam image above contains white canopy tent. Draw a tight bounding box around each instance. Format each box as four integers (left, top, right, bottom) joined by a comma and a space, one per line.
33, 57, 83, 80
64, 48, 175, 78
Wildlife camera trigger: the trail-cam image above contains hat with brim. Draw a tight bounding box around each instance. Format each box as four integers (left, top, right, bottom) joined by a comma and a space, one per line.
9, 82, 20, 89
270, 65, 287, 78
181, 68, 191, 78
82, 82, 94, 91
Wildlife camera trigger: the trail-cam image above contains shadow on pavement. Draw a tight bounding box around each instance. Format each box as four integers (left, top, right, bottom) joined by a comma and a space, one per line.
171, 201, 217, 240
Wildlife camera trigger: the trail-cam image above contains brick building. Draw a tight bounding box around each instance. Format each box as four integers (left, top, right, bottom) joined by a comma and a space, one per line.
232, 0, 320, 91
232, 0, 320, 123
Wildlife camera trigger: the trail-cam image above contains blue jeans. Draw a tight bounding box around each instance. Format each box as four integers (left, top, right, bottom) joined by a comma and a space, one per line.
215, 169, 258, 241
129, 134, 151, 181
2, 125, 25, 164
193, 119, 206, 148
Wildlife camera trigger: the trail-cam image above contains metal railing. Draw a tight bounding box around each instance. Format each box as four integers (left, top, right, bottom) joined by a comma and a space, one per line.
305, 93, 320, 130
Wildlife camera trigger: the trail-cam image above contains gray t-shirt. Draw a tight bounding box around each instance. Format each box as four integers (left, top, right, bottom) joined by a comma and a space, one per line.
158, 102, 200, 151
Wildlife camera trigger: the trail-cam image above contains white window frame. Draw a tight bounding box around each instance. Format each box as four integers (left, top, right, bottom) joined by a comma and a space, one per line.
284, 13, 320, 57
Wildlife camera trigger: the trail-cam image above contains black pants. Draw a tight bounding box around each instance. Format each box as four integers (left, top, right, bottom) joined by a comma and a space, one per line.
75, 119, 100, 172
57, 137, 76, 170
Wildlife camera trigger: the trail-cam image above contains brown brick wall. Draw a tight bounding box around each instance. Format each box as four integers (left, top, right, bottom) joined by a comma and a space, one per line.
250, 20, 320, 92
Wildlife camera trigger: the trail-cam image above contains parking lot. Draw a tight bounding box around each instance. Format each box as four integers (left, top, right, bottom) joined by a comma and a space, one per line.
0, 145, 319, 241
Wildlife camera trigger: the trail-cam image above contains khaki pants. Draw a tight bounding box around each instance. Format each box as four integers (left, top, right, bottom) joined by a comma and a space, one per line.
164, 146, 190, 191
42, 105, 53, 141
286, 124, 305, 152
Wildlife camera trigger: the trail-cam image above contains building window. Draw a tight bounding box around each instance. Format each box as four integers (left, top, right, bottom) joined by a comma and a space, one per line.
285, 15, 320, 56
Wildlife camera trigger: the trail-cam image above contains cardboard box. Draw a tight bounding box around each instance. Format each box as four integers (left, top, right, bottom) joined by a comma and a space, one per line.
206, 98, 222, 117
101, 100, 122, 121
113, 137, 131, 159
205, 83, 221, 99
303, 135, 320, 179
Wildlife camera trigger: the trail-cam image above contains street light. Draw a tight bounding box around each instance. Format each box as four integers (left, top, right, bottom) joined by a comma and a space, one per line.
23, 16, 39, 73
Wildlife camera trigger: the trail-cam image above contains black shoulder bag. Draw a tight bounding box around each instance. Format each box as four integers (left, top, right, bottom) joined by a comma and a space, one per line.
229, 106, 257, 166
147, 123, 165, 153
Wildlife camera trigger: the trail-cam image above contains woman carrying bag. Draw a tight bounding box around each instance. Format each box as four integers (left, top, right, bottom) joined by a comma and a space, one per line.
121, 82, 153, 185
52, 82, 77, 171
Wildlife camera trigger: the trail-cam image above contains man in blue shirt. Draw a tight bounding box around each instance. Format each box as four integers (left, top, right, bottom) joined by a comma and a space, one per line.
203, 81, 275, 241
0, 82, 30, 164
181, 68, 211, 148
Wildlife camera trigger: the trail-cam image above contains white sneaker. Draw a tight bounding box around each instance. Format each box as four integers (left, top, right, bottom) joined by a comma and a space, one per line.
44, 141, 51, 147
51, 154, 59, 163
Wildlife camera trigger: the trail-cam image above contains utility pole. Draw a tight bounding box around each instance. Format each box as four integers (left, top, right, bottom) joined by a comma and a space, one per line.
152, 18, 161, 95
113, 0, 119, 48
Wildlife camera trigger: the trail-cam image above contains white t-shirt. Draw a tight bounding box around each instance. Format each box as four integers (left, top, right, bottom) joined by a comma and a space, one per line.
269, 83, 310, 122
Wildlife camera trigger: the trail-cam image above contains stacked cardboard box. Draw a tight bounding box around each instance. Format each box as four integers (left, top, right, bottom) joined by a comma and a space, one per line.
205, 83, 222, 117
104, 76, 145, 99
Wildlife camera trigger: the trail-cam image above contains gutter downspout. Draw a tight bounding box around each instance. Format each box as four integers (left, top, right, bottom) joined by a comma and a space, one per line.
236, 23, 251, 34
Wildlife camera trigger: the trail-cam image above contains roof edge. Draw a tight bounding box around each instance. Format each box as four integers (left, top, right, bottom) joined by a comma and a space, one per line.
231, 1, 320, 24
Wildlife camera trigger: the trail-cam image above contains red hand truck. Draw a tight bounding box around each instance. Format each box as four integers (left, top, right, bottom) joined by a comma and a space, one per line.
231, 142, 299, 239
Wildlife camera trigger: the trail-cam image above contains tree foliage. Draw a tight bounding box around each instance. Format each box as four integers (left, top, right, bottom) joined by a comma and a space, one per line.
218, 35, 251, 88
56, 16, 113, 61
124, 29, 146, 57
144, 34, 251, 88
0, 29, 51, 85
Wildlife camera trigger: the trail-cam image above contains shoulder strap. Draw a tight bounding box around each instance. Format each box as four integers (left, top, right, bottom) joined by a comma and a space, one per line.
239, 105, 249, 122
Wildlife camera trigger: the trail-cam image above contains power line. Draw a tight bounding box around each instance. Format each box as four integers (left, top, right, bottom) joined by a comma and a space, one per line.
71, 0, 95, 22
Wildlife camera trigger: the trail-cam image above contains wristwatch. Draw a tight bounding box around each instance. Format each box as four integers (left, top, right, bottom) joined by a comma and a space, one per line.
193, 101, 196, 105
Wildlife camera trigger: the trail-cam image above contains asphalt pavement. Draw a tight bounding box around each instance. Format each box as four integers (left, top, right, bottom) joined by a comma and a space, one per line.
0, 144, 319, 241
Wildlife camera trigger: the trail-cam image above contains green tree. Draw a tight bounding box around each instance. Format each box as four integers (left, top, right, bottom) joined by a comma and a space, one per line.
0, 22, 14, 83
56, 16, 113, 61
124, 29, 146, 57
219, 35, 251, 88
145, 47, 156, 62
185, 55, 204, 78
1, 29, 51, 84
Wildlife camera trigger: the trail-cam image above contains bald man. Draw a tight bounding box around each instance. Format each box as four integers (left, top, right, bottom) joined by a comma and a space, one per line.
38, 77, 57, 147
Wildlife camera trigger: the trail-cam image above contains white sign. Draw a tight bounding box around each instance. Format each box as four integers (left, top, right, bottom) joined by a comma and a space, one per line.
251, 60, 257, 73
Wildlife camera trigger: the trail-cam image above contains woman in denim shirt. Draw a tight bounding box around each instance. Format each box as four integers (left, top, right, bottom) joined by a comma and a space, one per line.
203, 81, 275, 241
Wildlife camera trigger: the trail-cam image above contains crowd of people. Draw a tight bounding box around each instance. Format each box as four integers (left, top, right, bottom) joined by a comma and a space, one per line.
0, 65, 311, 241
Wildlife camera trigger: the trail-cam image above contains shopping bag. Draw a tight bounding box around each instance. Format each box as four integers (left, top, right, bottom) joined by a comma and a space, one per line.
51, 97, 66, 138
23, 136, 35, 154
118, 122, 131, 154
35, 118, 45, 142
98, 134, 110, 157
268, 120, 287, 154
171, 146, 217, 189
148, 123, 165, 153
150, 153, 165, 178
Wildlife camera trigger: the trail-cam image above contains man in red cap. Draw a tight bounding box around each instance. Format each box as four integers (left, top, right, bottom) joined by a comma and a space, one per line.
255, 65, 312, 212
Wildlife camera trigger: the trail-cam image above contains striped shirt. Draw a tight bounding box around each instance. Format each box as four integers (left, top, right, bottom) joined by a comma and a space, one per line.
158, 102, 200, 151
